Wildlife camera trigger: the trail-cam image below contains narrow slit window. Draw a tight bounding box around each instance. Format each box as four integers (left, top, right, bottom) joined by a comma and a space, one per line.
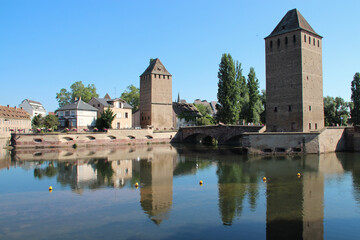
293, 35, 296, 43
309, 123, 312, 130
285, 36, 288, 45
274, 107, 278, 112
304, 35, 306, 42
277, 39, 280, 47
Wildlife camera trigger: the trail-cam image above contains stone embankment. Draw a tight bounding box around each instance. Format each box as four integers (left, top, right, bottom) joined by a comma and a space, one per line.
11, 129, 178, 149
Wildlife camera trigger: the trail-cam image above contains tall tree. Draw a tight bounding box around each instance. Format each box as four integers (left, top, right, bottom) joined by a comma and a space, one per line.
216, 54, 240, 124
260, 90, 266, 124
43, 115, 60, 130
235, 61, 249, 123
246, 67, 262, 123
120, 84, 140, 112
351, 73, 360, 125
324, 96, 349, 126
96, 107, 116, 130
31, 114, 44, 129
56, 81, 99, 107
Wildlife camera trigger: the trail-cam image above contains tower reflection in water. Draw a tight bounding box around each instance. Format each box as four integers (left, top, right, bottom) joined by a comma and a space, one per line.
9, 144, 355, 238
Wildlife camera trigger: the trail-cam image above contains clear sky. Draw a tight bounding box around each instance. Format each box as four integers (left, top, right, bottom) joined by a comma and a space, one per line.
1, 0, 359, 112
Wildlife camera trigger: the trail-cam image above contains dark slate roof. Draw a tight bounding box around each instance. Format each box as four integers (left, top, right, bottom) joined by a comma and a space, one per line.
266, 9, 321, 38
58, 99, 98, 111
140, 58, 171, 77
93, 97, 133, 109
173, 102, 202, 117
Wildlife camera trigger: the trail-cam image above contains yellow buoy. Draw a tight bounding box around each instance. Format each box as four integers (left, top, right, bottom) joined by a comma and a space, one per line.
49, 186, 53, 192
135, 182, 139, 188
263, 177, 267, 182
297, 173, 301, 178
199, 180, 203, 185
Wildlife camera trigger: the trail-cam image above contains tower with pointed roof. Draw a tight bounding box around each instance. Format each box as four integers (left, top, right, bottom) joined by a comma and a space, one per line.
265, 9, 324, 132
139, 58, 173, 129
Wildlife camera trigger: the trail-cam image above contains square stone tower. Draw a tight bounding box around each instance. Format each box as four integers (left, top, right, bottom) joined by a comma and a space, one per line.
265, 9, 324, 132
140, 58, 173, 129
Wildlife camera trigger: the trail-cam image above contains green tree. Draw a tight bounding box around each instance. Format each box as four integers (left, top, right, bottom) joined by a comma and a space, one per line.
260, 90, 266, 124
31, 114, 44, 128
235, 61, 249, 123
194, 104, 212, 116
194, 104, 215, 126
43, 115, 60, 130
246, 67, 262, 124
216, 54, 240, 124
324, 96, 349, 126
351, 73, 360, 125
96, 107, 116, 130
120, 84, 139, 112
56, 81, 99, 107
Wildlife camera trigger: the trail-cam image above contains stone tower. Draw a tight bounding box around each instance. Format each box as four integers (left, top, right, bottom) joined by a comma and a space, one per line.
140, 58, 173, 129
265, 9, 324, 132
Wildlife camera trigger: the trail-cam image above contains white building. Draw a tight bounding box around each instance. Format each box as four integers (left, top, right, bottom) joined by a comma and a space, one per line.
57, 98, 97, 130
19, 99, 46, 119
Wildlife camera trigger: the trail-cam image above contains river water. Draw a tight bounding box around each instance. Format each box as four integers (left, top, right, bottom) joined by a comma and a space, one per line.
1, 143, 360, 239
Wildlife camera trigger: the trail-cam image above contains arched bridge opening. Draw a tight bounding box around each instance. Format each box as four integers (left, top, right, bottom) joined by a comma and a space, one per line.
183, 133, 218, 146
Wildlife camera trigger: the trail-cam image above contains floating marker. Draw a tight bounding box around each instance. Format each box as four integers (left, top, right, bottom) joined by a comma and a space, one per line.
297, 173, 301, 178
263, 177, 267, 182
199, 180, 203, 185
135, 182, 139, 188
49, 186, 53, 192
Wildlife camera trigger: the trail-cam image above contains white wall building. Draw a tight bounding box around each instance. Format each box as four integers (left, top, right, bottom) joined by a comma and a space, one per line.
19, 99, 46, 119
57, 98, 97, 130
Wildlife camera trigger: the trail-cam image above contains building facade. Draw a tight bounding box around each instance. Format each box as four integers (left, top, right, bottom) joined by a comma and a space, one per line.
265, 9, 324, 132
172, 102, 201, 129
19, 99, 46, 119
89, 94, 132, 129
140, 58, 173, 130
0, 105, 31, 136
57, 98, 97, 130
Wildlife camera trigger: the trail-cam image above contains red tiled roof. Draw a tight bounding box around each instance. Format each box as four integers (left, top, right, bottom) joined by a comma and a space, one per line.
0, 106, 30, 119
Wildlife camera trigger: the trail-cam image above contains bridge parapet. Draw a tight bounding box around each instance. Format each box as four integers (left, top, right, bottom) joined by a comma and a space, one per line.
179, 125, 265, 144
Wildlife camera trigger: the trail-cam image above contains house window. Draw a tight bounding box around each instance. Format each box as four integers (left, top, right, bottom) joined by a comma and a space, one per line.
71, 111, 75, 117
72, 119, 77, 127
274, 107, 278, 112
117, 122, 120, 129
117, 113, 121, 118
65, 111, 70, 117
309, 123, 312, 130
116, 102, 121, 108
98, 104, 100, 107
125, 112, 129, 118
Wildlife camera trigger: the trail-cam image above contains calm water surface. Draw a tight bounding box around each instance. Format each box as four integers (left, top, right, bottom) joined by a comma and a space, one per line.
1, 143, 360, 239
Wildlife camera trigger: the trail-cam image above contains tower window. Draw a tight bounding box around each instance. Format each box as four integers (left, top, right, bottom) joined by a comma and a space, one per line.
163, 75, 165, 79
304, 35, 306, 42
315, 123, 318, 130
318, 40, 320, 47
285, 36, 288, 45
270, 40, 273, 48
288, 105, 292, 112
309, 123, 312, 130
277, 39, 280, 47
274, 107, 278, 112
293, 35, 296, 43
167, 76, 169, 79
309, 36, 311, 44
154, 74, 156, 78
309, 105, 312, 111
313, 38, 315, 46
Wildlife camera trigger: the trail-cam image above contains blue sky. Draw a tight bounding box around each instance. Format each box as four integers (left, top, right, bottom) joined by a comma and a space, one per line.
1, 0, 359, 112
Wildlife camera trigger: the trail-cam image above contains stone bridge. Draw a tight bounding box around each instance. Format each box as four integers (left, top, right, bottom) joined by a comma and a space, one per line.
178, 125, 265, 145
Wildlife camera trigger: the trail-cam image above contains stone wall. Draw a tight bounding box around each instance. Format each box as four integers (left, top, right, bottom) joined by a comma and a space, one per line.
11, 129, 177, 149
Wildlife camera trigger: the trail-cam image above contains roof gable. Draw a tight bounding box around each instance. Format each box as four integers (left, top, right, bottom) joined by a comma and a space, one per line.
58, 99, 98, 111
266, 9, 321, 38
140, 58, 171, 77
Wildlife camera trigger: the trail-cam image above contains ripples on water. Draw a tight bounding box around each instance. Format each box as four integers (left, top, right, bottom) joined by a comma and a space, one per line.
1, 143, 360, 239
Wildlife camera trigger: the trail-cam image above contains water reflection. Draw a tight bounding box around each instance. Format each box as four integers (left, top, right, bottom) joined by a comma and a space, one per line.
4, 143, 360, 239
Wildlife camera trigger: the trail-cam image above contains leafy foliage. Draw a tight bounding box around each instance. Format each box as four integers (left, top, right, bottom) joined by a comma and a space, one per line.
96, 107, 116, 130
216, 54, 240, 124
56, 81, 99, 107
31, 114, 43, 128
194, 104, 215, 126
351, 73, 360, 125
31, 114, 59, 130
324, 96, 349, 126
236, 61, 249, 122
246, 67, 262, 124
120, 84, 139, 112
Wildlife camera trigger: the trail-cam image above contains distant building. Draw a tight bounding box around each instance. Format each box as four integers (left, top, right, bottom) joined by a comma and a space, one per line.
172, 102, 201, 129
89, 94, 133, 129
140, 58, 173, 130
19, 99, 46, 119
193, 99, 217, 116
0, 105, 31, 136
57, 98, 97, 130
265, 9, 324, 132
